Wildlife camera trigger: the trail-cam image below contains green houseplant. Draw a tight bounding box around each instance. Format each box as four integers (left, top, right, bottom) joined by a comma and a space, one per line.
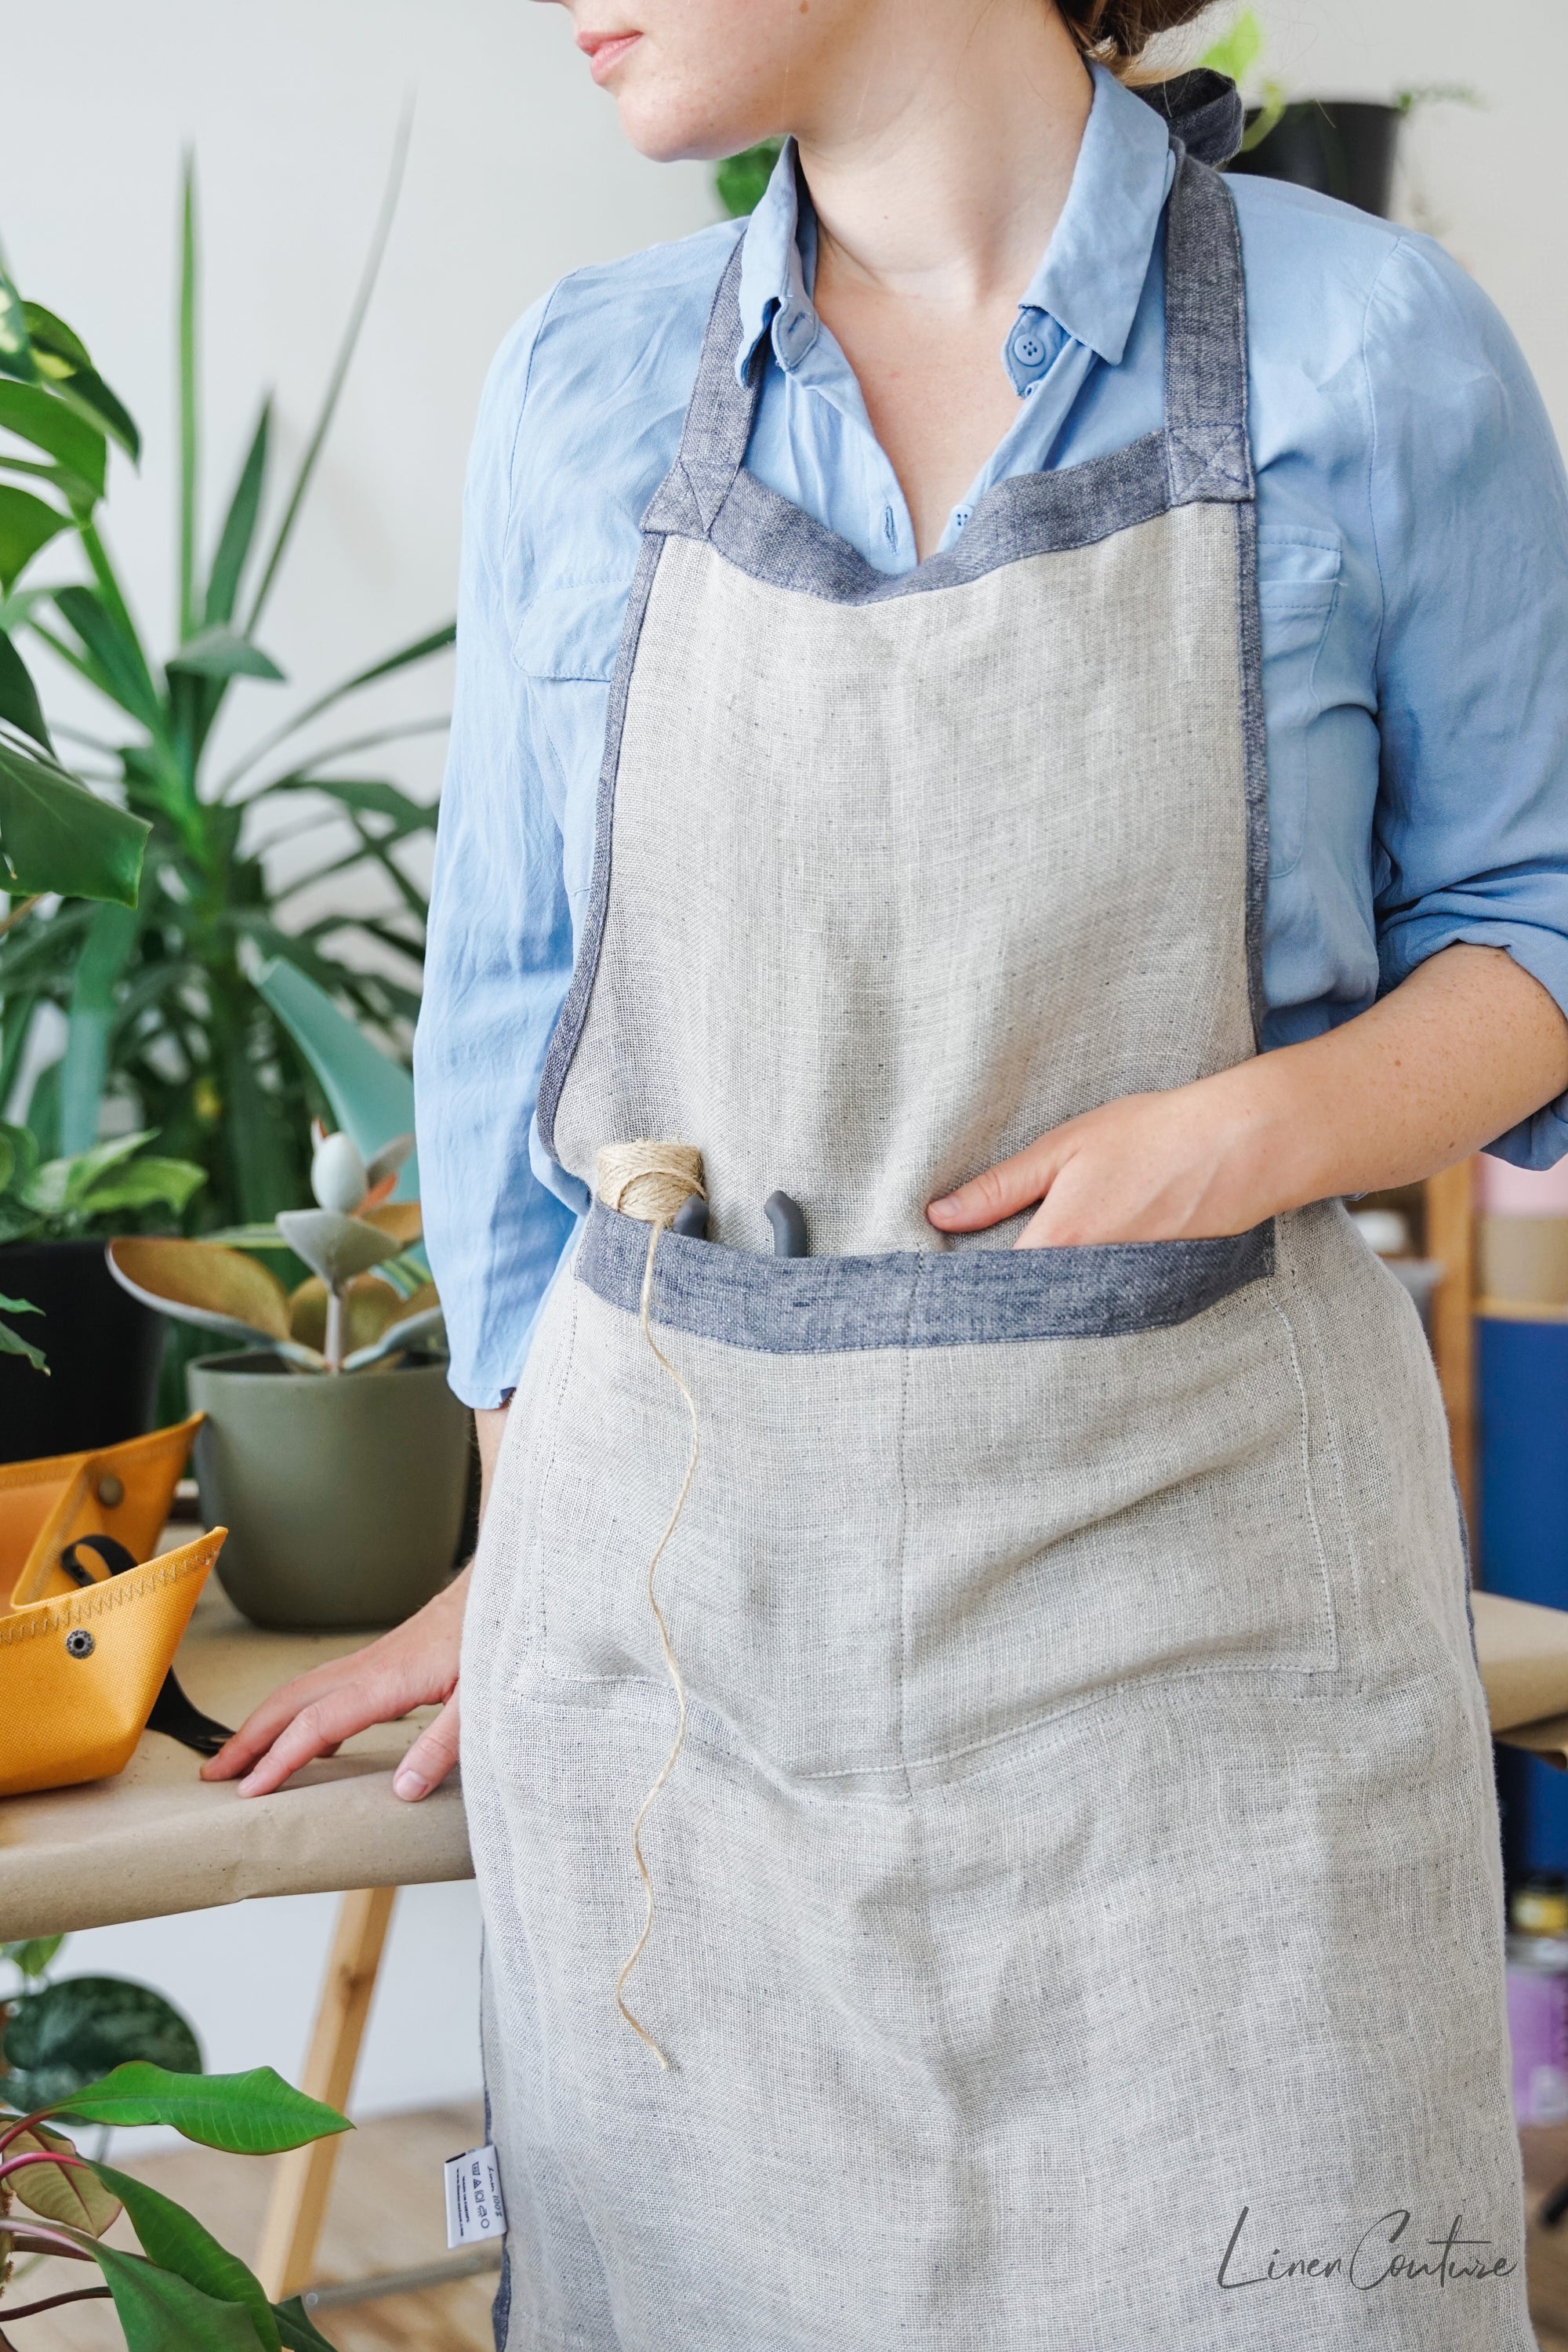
0, 269, 154, 1384
0, 2055, 347, 2350
106, 1126, 468, 1630
0, 1124, 203, 1459
0, 136, 451, 1243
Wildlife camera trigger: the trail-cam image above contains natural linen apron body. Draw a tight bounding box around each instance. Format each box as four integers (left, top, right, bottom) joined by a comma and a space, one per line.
461, 146, 1534, 2350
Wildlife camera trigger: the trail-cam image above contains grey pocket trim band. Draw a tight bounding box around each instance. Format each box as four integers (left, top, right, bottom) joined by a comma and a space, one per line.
575, 1202, 1276, 1353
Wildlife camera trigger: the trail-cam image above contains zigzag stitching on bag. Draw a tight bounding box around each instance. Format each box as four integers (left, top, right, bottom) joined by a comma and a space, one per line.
0, 1550, 209, 1646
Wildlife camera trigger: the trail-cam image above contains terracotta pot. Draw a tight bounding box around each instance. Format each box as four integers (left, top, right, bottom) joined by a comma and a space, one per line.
187, 1351, 471, 1629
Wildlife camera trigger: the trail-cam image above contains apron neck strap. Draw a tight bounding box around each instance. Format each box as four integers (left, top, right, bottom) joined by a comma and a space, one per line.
645, 143, 1254, 542
643, 240, 760, 537
1162, 151, 1255, 506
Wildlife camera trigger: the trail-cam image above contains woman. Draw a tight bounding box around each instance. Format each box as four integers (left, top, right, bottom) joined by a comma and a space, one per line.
209, 2, 1568, 2343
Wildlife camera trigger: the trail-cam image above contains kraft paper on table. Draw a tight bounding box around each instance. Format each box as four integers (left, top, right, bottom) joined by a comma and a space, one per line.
1473, 1589, 1568, 1768
0, 1576, 472, 1943
4, 1577, 1568, 1944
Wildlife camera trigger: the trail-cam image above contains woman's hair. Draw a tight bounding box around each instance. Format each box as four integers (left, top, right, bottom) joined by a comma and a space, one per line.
1056, 0, 1218, 79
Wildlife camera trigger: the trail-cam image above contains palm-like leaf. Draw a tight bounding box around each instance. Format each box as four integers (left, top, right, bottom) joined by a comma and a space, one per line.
0, 130, 448, 1229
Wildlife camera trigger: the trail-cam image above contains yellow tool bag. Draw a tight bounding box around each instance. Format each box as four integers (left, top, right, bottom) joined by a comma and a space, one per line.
0, 1417, 230, 1800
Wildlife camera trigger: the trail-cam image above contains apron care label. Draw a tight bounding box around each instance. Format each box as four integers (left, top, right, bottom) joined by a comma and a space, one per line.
444, 2143, 507, 2249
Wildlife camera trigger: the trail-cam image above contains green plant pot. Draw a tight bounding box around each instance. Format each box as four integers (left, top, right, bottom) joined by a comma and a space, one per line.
187, 1351, 471, 1630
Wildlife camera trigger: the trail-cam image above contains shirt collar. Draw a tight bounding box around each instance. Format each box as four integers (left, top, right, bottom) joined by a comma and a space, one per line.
734, 62, 1174, 385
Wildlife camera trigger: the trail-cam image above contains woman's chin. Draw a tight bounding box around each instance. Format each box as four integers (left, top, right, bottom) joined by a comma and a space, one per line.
613, 95, 779, 168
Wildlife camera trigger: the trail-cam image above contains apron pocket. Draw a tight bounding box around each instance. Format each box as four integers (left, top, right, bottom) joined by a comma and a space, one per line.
897, 1276, 1341, 1772
521, 1280, 911, 1779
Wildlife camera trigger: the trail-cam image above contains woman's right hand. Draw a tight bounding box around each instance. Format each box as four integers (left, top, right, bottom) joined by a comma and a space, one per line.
199, 1564, 471, 1803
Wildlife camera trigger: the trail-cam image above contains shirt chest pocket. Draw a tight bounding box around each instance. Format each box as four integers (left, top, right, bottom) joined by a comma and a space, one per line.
1257, 527, 1342, 880
511, 582, 629, 682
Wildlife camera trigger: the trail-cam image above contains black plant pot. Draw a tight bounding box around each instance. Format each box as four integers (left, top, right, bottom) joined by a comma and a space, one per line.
0, 1239, 165, 1465
1231, 101, 1402, 221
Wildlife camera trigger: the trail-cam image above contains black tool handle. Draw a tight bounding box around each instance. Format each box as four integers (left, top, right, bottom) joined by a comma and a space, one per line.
764, 1192, 809, 1258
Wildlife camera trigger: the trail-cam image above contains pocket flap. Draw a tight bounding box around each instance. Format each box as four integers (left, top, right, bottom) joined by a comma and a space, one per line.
1257, 526, 1342, 610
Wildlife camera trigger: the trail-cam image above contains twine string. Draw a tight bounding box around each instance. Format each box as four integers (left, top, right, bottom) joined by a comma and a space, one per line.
596, 1142, 706, 2072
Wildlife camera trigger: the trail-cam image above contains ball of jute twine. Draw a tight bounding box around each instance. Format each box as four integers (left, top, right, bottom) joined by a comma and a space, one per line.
597, 1139, 706, 1229
594, 1142, 707, 2072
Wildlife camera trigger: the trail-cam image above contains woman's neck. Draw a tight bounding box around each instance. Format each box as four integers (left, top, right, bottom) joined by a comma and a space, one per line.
797, 0, 1094, 314
797, 1, 1095, 559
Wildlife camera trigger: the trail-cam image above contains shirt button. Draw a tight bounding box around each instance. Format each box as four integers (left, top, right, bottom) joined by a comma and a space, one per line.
953, 506, 972, 531
1012, 328, 1047, 367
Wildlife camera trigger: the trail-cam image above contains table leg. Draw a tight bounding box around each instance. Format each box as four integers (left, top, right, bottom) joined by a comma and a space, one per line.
253, 1885, 397, 2301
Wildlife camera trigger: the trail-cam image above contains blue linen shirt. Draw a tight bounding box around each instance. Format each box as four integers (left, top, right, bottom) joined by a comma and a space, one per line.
415, 64, 1568, 1410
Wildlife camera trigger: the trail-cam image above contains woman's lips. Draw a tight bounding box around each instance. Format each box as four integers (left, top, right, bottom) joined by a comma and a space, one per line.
577, 28, 643, 83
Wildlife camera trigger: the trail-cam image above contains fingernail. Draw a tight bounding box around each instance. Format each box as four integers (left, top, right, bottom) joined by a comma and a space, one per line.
237, 1773, 260, 1798
394, 1767, 430, 1801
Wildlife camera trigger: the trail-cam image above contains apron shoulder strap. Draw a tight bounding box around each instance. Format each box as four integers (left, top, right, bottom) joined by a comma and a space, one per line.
1162, 151, 1255, 509
643, 238, 760, 538
644, 150, 1254, 539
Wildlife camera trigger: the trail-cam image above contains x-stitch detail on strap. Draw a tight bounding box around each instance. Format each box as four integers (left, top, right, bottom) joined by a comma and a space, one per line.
1167, 424, 1253, 505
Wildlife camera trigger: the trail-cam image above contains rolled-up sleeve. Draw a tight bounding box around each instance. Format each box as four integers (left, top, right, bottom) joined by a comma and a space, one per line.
1367, 234, 1568, 1167
414, 307, 579, 1407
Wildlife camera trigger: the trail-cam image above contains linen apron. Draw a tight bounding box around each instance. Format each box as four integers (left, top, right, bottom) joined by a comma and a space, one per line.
462, 146, 1534, 2350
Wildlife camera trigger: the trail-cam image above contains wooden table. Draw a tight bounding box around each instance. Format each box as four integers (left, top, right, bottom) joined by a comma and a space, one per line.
0, 1577, 472, 2299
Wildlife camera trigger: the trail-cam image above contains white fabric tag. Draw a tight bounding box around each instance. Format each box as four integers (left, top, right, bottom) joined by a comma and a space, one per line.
444, 2143, 507, 2249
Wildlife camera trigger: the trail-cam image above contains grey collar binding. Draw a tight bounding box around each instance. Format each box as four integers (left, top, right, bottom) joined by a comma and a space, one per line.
644, 143, 1253, 551
1135, 70, 1247, 169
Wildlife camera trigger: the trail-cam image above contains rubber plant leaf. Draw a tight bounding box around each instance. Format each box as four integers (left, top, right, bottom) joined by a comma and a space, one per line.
275, 1207, 398, 1289
0, 1129, 12, 1192
90, 2242, 267, 2352
309, 1127, 368, 1213
45, 2063, 351, 2155
106, 1236, 293, 1346
2, 1977, 201, 2114
0, 736, 149, 906
365, 1131, 415, 1190
5, 2123, 122, 2237
92, 2164, 281, 2352
288, 1272, 404, 1357
165, 624, 285, 684
0, 625, 51, 750
341, 1298, 445, 1374
272, 2297, 338, 2352
359, 1199, 422, 1248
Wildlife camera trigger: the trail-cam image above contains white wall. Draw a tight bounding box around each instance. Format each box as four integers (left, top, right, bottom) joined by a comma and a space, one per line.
4, 0, 1565, 2125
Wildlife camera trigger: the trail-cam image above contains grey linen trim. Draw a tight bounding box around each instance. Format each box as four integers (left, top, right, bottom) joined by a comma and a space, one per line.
575, 1201, 1276, 1353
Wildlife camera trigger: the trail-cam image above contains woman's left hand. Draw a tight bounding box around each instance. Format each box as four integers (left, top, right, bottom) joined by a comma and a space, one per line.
927, 1074, 1267, 1249
927, 944, 1568, 1252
